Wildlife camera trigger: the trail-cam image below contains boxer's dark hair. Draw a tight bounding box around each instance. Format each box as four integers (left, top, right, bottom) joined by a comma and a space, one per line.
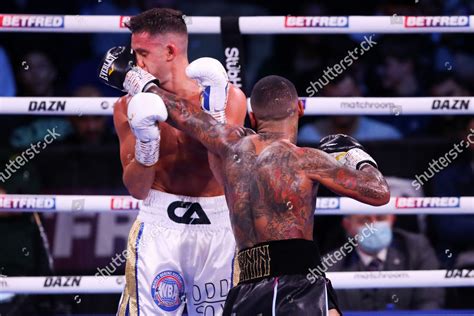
251, 75, 299, 120
127, 8, 187, 36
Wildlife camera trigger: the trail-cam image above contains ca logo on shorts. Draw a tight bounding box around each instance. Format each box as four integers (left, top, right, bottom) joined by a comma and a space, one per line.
151, 271, 185, 312
167, 201, 211, 224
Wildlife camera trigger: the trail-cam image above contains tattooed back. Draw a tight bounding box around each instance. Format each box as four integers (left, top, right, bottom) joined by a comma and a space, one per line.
221, 133, 318, 250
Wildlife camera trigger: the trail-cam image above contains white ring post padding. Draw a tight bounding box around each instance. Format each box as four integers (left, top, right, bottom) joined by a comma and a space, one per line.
0, 270, 472, 294
1, 97, 473, 116
0, 195, 472, 215
0, 15, 474, 33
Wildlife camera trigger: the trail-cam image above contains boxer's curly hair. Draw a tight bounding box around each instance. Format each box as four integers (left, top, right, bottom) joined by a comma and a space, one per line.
251, 75, 299, 120
127, 8, 187, 36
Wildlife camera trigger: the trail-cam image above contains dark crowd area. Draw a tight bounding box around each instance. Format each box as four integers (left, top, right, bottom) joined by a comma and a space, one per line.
0, 0, 473, 315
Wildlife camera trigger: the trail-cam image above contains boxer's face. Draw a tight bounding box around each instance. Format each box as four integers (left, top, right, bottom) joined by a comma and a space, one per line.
131, 32, 178, 82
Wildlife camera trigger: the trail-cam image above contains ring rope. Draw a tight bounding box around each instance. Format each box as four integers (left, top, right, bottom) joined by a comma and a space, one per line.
0, 270, 472, 294
0, 195, 472, 215
0, 15, 473, 34
0, 97, 472, 116
1, 13, 472, 301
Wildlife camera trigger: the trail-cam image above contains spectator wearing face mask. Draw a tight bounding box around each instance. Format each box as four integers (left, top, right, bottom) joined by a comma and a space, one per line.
323, 214, 444, 311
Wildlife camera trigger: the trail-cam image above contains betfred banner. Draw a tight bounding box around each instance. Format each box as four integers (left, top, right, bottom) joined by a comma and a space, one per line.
42, 212, 136, 274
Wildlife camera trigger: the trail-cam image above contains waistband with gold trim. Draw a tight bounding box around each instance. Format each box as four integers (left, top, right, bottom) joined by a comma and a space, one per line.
237, 238, 323, 284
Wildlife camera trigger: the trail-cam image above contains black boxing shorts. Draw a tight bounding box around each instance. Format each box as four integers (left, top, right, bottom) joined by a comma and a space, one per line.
223, 239, 342, 316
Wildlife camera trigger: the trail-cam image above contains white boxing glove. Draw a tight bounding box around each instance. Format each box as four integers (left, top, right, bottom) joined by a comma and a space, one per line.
128, 93, 168, 166
186, 57, 229, 123
124, 66, 159, 96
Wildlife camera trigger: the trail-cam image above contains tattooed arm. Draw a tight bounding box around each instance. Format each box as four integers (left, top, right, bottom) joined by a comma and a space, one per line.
145, 85, 242, 157
300, 147, 390, 206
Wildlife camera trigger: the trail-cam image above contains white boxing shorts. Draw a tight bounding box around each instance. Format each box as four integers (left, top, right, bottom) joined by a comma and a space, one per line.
117, 189, 237, 316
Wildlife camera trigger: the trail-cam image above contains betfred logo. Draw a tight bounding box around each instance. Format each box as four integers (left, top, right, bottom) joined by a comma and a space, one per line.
0, 15, 64, 28
285, 16, 348, 28
395, 197, 460, 208
119, 16, 130, 28
110, 197, 140, 210
404, 16, 469, 28
0, 196, 56, 210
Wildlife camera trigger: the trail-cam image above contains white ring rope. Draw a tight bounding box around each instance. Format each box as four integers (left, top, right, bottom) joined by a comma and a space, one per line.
0, 195, 472, 215
0, 270, 472, 294
0, 15, 473, 34
0, 97, 472, 116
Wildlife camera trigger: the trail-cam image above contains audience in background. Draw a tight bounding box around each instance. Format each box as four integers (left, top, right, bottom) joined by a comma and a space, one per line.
16, 51, 59, 97
367, 36, 433, 137
8, 50, 72, 150
0, 187, 56, 315
66, 85, 115, 146
298, 72, 402, 143
427, 72, 472, 139
326, 214, 444, 311
429, 118, 474, 266
44, 84, 122, 194
0, 46, 16, 96
430, 72, 471, 97
182, 0, 273, 92
79, 0, 140, 58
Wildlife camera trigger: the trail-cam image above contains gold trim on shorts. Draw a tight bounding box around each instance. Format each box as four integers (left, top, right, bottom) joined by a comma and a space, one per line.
118, 220, 142, 316
232, 247, 240, 287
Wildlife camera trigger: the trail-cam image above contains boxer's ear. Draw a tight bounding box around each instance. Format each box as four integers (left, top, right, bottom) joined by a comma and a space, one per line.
165, 44, 177, 61
249, 112, 257, 129
297, 99, 304, 118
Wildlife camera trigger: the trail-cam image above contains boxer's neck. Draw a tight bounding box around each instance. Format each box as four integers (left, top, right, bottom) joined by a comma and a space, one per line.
257, 120, 298, 144
160, 57, 197, 96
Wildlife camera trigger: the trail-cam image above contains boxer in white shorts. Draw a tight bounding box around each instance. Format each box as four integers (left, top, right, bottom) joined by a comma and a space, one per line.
120, 191, 236, 315
104, 8, 246, 316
